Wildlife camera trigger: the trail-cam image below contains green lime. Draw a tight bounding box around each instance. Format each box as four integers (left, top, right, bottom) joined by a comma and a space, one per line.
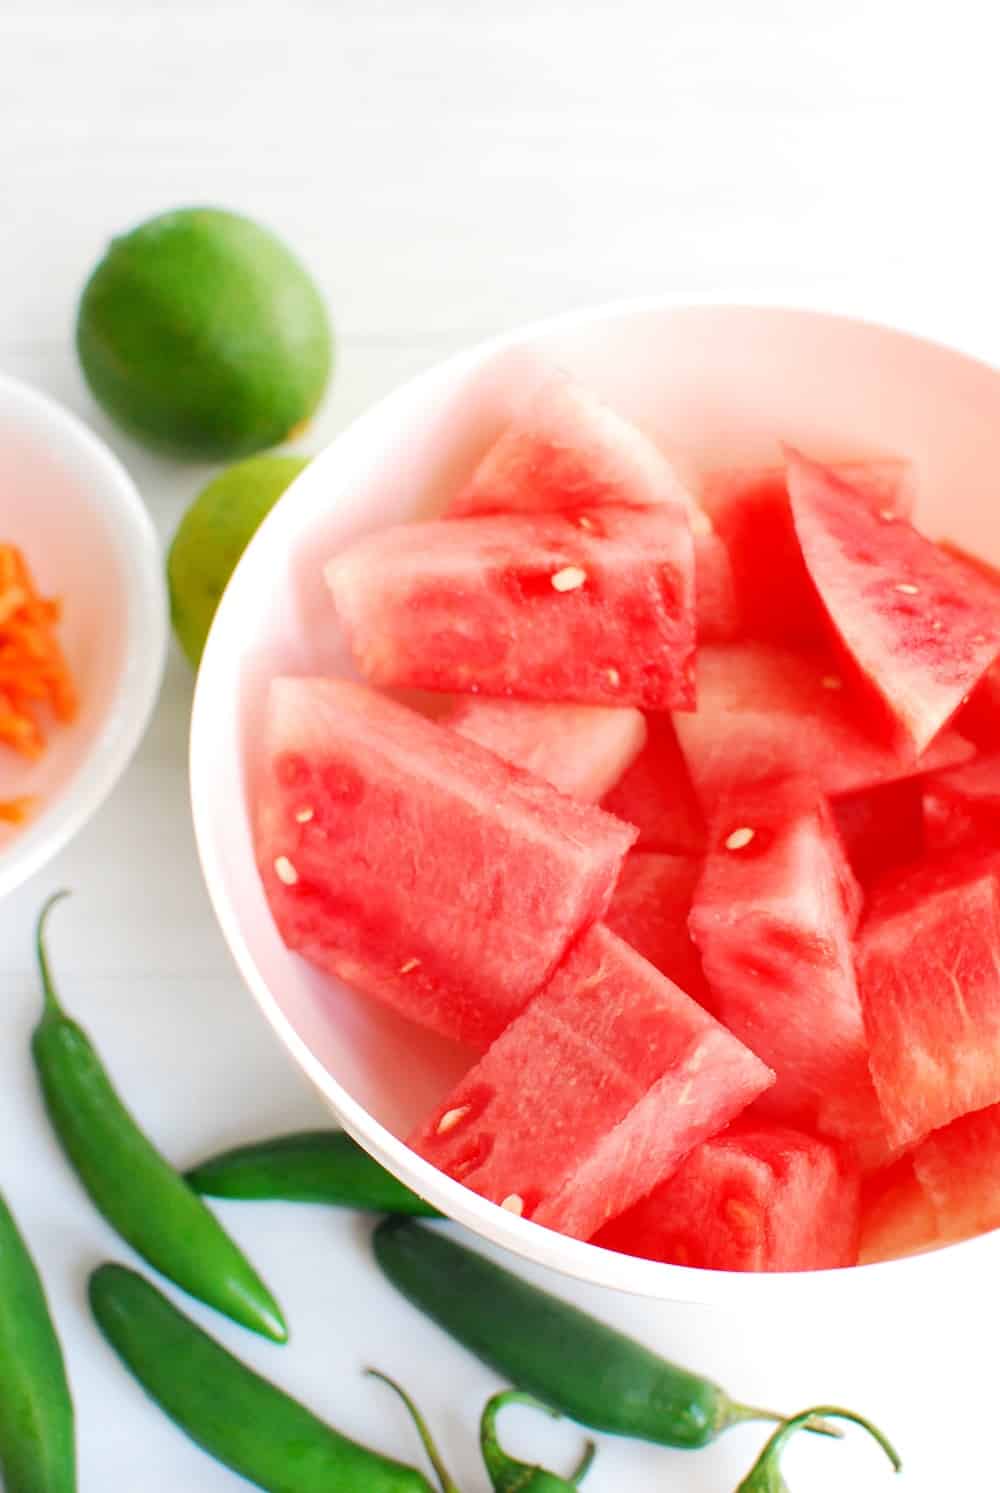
168, 454, 309, 666
77, 207, 333, 459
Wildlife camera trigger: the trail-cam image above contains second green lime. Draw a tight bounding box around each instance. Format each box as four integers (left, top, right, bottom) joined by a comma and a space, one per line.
77, 207, 332, 459
168, 454, 309, 666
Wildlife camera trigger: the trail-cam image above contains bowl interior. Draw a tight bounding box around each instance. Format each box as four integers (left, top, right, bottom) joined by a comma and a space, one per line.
0, 375, 165, 895
193, 302, 1000, 1303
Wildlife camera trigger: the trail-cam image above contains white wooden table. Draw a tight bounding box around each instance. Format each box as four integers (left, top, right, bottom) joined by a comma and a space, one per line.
2, 3, 998, 1487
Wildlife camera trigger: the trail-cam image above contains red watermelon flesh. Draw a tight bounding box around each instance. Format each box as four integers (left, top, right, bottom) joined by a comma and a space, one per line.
924, 754, 1000, 852
855, 848, 1000, 1149
934, 546, 1000, 748
594, 1126, 862, 1272
858, 1158, 940, 1264
832, 778, 926, 886
693, 530, 742, 642
255, 678, 635, 1049
912, 1102, 1000, 1245
409, 923, 773, 1240
786, 449, 1000, 756
601, 712, 706, 853
689, 777, 890, 1164
450, 369, 692, 518
701, 457, 914, 645
444, 698, 646, 803
325, 506, 696, 710
673, 642, 972, 811
604, 852, 711, 1006
955, 663, 1000, 750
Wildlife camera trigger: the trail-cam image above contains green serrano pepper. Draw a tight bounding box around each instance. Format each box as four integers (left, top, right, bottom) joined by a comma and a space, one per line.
737, 1405, 900, 1490
32, 893, 285, 1342
374, 1218, 800, 1451
89, 1264, 434, 1492
0, 1190, 75, 1493
89, 1265, 596, 1493
187, 1129, 438, 1214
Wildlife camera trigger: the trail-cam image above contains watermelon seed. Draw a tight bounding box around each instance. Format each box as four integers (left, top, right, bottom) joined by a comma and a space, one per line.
894, 583, 920, 595
499, 1194, 524, 1215
878, 508, 898, 522
273, 856, 299, 885
399, 957, 421, 974
605, 667, 621, 687
437, 1105, 470, 1135
550, 566, 587, 592
725, 827, 756, 851
294, 806, 314, 823
820, 674, 843, 690
576, 515, 596, 530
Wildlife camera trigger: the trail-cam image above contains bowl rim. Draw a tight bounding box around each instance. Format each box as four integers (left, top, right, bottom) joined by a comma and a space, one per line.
190, 290, 1000, 1307
0, 371, 168, 899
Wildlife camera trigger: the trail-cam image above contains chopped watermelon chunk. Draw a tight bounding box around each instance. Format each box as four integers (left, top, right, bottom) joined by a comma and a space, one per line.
601, 712, 706, 853
444, 698, 646, 803
595, 1126, 862, 1272
409, 924, 773, 1240
912, 1102, 1000, 1245
673, 642, 972, 810
701, 457, 914, 644
447, 370, 737, 644
786, 449, 1000, 756
604, 851, 710, 1005
855, 848, 1000, 1148
864, 1101, 1000, 1256
450, 369, 691, 518
689, 778, 890, 1164
832, 778, 925, 886
858, 1159, 940, 1264
924, 754, 1000, 852
326, 506, 696, 710
256, 678, 635, 1049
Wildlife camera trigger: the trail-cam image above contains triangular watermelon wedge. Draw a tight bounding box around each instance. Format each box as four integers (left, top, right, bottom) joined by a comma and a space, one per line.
451, 368, 692, 517
689, 776, 892, 1167
786, 449, 1000, 756
595, 1125, 862, 1272
409, 923, 773, 1240
448, 367, 740, 643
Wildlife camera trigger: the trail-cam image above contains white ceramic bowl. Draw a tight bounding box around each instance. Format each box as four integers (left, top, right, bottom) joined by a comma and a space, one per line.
191, 297, 1000, 1308
0, 373, 167, 898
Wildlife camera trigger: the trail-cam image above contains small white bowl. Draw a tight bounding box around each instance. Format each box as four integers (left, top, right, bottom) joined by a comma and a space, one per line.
191, 296, 1000, 1309
0, 373, 167, 898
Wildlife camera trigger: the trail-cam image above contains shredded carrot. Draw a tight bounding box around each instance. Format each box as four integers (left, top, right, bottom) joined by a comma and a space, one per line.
0, 796, 35, 824
0, 544, 77, 817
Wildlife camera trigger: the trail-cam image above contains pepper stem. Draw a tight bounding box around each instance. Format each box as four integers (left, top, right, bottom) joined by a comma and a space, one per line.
480, 1390, 597, 1491
736, 1404, 901, 1491
366, 1368, 461, 1493
35, 890, 71, 1020
726, 1402, 843, 1439
569, 1440, 597, 1485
